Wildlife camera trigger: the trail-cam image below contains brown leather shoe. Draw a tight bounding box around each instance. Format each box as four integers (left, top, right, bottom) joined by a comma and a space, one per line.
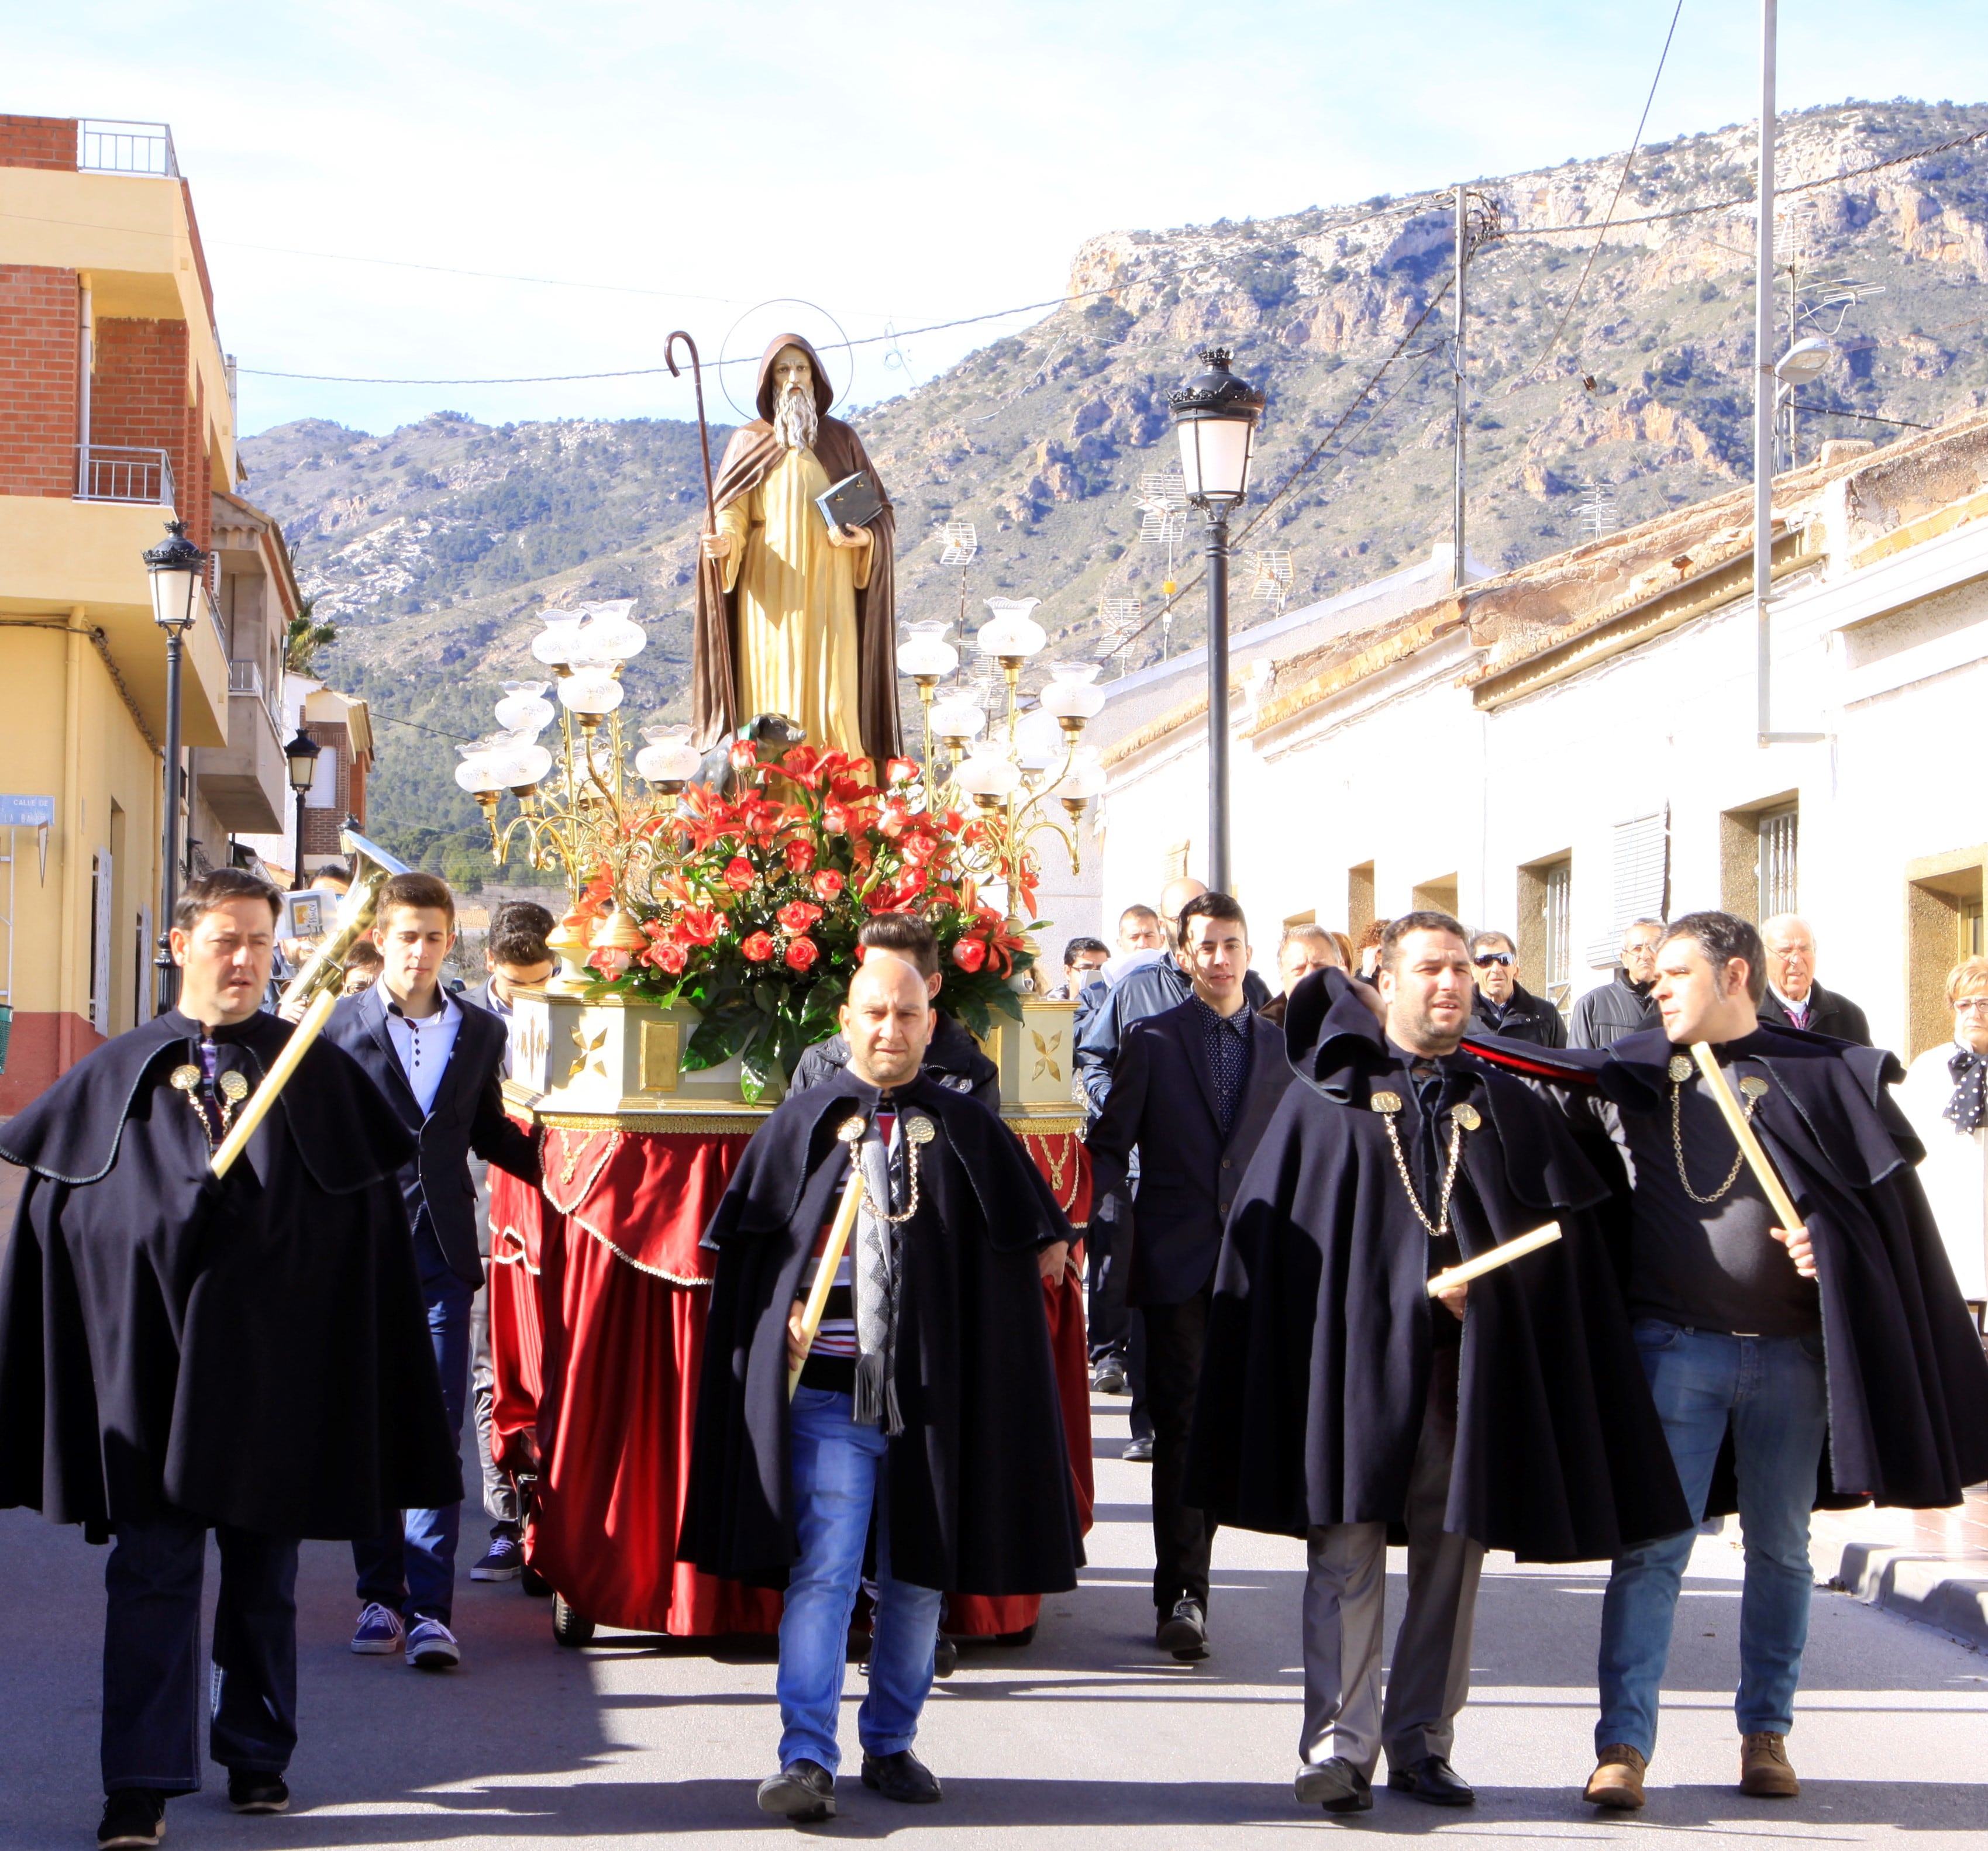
1583, 1744, 1647, 1809
1739, 1732, 1800, 1798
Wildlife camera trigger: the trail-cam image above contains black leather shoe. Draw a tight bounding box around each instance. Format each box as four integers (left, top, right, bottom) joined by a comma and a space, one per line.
757, 1759, 836, 1822
97, 1791, 167, 1850
1155, 1597, 1209, 1660
1388, 1755, 1475, 1806
934, 1633, 959, 1678
226, 1770, 290, 1814
1121, 1435, 1154, 1462
861, 1748, 943, 1804
1091, 1359, 1128, 1394
1295, 1757, 1373, 1814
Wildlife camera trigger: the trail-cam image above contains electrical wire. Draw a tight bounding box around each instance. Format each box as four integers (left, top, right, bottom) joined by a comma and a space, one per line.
1508, 0, 1685, 388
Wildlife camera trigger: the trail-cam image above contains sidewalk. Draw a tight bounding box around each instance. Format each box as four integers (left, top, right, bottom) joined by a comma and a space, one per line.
1800, 1489, 1988, 1648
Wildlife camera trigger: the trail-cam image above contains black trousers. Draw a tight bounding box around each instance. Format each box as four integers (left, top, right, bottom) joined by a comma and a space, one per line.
1142, 1283, 1214, 1615
1085, 1218, 1153, 1439
102, 1508, 298, 1794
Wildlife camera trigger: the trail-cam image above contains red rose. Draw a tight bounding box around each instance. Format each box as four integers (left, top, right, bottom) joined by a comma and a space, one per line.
878, 799, 911, 839
784, 935, 820, 971
823, 804, 851, 835
644, 940, 687, 976
784, 838, 816, 874
777, 900, 824, 933
811, 869, 845, 901
729, 739, 759, 770
951, 937, 987, 973
723, 856, 754, 892
902, 830, 939, 865
885, 756, 919, 787
741, 930, 775, 963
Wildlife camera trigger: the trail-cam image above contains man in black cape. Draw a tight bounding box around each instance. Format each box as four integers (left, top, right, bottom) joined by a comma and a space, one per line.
681, 956, 1081, 1821
1464, 911, 1988, 1809
1188, 912, 1689, 1817
0, 869, 459, 1850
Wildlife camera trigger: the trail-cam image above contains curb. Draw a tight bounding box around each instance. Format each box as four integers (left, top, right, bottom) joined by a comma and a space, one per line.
1825, 1539, 1988, 1649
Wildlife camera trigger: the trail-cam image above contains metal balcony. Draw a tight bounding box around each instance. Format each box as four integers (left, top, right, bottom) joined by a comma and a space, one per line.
75, 445, 175, 506
77, 120, 179, 178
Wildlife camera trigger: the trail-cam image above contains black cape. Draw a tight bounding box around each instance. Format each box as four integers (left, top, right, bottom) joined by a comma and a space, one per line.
679, 1070, 1084, 1594
1470, 1022, 1988, 1511
0, 1010, 461, 1539
1188, 971, 1691, 1562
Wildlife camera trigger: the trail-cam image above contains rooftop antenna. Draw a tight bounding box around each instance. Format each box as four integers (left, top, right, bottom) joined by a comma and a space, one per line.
935, 521, 979, 646
1135, 470, 1188, 596
1247, 548, 1294, 615
1576, 480, 1618, 542
1100, 596, 1142, 678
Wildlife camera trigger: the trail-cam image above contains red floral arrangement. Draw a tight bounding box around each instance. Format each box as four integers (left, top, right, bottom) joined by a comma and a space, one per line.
588, 743, 1039, 1099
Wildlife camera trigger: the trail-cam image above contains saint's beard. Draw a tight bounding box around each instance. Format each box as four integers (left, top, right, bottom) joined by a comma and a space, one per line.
774, 384, 819, 453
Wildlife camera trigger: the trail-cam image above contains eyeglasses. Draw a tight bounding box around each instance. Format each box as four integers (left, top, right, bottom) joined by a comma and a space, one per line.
1956, 997, 1988, 1015
1473, 952, 1514, 968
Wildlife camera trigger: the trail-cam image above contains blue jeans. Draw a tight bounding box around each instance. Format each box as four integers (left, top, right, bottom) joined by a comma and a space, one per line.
102, 1509, 298, 1793
353, 1265, 474, 1624
777, 1387, 945, 1774
1597, 1321, 1828, 1759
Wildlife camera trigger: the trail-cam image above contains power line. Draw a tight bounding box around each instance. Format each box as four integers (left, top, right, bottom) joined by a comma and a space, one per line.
1510, 0, 1684, 387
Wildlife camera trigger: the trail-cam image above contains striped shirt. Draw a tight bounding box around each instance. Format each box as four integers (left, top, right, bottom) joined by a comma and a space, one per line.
797, 1109, 894, 1390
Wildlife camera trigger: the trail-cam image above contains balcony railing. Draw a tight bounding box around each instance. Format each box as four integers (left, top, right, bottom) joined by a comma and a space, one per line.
76, 444, 175, 506
77, 119, 179, 178
228, 659, 264, 700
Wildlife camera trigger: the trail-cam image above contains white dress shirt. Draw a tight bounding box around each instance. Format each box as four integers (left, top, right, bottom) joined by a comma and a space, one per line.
384, 988, 463, 1118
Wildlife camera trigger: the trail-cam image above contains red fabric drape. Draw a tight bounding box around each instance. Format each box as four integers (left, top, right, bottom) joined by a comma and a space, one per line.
485, 1120, 1095, 1639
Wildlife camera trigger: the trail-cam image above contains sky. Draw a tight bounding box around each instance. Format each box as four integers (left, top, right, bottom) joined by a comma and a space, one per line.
12, 1, 1988, 440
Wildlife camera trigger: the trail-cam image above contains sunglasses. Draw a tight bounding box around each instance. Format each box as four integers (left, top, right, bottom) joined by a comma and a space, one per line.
1473, 952, 1514, 968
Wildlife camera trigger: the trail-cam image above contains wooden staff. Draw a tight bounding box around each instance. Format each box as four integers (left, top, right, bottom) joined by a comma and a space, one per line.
1689, 1041, 1807, 1234
788, 1119, 868, 1398
210, 988, 338, 1178
1427, 1222, 1562, 1297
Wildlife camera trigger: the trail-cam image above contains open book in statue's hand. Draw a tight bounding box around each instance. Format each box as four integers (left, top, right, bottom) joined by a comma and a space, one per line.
816, 471, 886, 533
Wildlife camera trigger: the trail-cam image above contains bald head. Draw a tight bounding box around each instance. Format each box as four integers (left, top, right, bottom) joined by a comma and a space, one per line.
840, 955, 932, 1090
1761, 913, 1817, 1004
1159, 877, 1207, 945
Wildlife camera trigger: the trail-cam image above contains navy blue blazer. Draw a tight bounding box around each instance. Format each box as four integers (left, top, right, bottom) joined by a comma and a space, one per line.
325, 983, 540, 1288
1086, 998, 1293, 1308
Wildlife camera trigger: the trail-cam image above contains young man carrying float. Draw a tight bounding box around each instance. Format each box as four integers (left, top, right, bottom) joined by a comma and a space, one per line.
681, 955, 1083, 1821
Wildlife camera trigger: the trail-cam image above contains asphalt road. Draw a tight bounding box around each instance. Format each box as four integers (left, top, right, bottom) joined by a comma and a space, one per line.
6, 1390, 1987, 1850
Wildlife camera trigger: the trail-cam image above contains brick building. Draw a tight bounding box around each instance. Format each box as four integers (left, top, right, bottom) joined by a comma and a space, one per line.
0, 114, 316, 1108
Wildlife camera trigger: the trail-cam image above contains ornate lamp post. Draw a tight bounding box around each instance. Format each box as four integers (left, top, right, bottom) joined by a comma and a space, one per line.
284, 729, 323, 890
1168, 347, 1263, 892
144, 519, 206, 1009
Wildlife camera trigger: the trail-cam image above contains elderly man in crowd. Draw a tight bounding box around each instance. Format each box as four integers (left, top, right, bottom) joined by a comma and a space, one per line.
1466, 930, 1566, 1048
1570, 919, 1665, 1049
1756, 915, 1870, 1046
1262, 924, 1346, 1028
1897, 955, 1988, 1310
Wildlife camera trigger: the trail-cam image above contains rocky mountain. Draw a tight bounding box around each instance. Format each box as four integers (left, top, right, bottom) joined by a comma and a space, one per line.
240, 96, 1988, 879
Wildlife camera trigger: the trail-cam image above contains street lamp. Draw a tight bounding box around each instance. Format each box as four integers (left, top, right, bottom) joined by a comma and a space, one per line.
144, 518, 207, 1009
284, 728, 323, 890
1168, 347, 1264, 892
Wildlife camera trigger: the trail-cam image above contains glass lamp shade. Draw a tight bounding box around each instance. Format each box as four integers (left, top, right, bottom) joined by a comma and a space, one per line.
454, 745, 505, 795
530, 608, 588, 667
557, 667, 623, 717
1055, 750, 1107, 802
504, 737, 553, 787
928, 692, 986, 740
895, 620, 959, 679
1013, 705, 1064, 769
1775, 337, 1831, 384
144, 520, 208, 635
1038, 661, 1107, 721
494, 681, 556, 735
580, 609, 647, 663
1169, 347, 1265, 505
951, 750, 1021, 798
635, 726, 704, 784
283, 729, 322, 792
977, 598, 1047, 660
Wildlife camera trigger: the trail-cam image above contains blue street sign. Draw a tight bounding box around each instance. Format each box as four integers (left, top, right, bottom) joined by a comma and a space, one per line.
0, 795, 54, 828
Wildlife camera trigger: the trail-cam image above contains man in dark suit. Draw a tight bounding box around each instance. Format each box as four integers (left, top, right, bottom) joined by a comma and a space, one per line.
324, 872, 540, 1673
1087, 891, 1294, 1662
1757, 914, 1872, 1045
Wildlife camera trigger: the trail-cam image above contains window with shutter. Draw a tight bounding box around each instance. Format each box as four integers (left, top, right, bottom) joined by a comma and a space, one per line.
1587, 814, 1669, 967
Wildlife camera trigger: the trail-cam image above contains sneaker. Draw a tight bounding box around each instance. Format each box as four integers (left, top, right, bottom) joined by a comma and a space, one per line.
405, 1617, 461, 1671
226, 1771, 290, 1815
98, 1791, 167, 1849
470, 1531, 523, 1582
350, 1602, 405, 1654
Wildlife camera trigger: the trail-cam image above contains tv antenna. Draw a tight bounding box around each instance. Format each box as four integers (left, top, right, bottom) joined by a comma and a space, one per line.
1135, 470, 1188, 594
1246, 548, 1294, 613
1100, 596, 1143, 677
934, 521, 979, 638
1576, 480, 1618, 542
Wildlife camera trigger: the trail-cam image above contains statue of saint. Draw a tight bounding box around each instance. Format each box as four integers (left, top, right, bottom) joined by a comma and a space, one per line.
691, 334, 901, 766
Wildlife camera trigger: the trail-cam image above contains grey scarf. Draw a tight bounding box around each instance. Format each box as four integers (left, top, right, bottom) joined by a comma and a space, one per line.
851, 1121, 907, 1436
